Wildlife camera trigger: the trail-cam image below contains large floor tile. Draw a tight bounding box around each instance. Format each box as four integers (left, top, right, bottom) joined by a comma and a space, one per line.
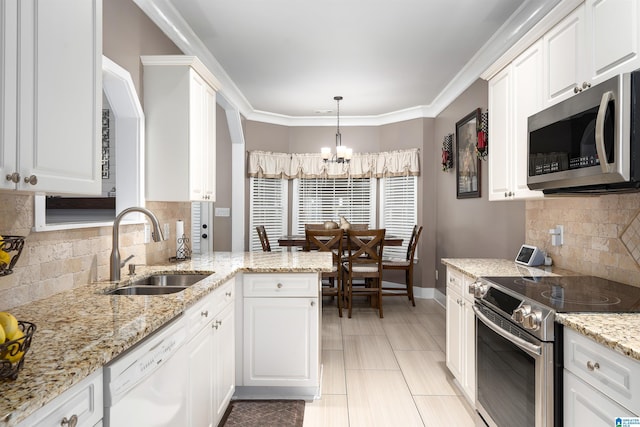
431, 334, 446, 353
340, 311, 385, 336
343, 335, 399, 370
395, 350, 460, 396
413, 395, 477, 427
303, 394, 350, 427
321, 350, 346, 395
383, 322, 440, 351
416, 312, 446, 336
346, 370, 424, 426
322, 312, 344, 350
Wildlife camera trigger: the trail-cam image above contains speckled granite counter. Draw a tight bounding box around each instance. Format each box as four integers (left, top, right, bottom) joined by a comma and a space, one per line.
441, 258, 640, 364
0, 251, 332, 427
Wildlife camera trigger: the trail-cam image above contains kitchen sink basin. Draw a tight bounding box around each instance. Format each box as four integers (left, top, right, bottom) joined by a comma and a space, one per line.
130, 273, 211, 287
107, 286, 187, 296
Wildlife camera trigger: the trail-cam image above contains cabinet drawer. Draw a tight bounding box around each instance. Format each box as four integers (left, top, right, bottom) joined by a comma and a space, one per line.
19, 369, 103, 427
243, 273, 319, 297
186, 292, 215, 335
446, 268, 473, 301
564, 328, 640, 415
212, 277, 235, 315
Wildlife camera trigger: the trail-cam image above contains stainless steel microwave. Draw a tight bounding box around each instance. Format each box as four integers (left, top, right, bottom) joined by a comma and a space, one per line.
527, 70, 640, 194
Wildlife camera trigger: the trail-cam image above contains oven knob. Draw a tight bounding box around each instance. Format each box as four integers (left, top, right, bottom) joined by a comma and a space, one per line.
523, 310, 542, 330
468, 282, 488, 298
512, 304, 531, 323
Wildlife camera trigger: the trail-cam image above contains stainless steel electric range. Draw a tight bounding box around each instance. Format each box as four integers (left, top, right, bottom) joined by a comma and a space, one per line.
469, 275, 640, 427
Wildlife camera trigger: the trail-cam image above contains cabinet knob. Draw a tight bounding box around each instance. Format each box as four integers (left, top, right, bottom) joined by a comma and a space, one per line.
586, 361, 600, 371
215, 319, 222, 326
310, 301, 315, 307
277, 283, 283, 289
213, 323, 219, 329
582, 81, 591, 89
23, 175, 38, 185
61, 415, 78, 427
225, 291, 232, 297
5, 172, 20, 183
574, 86, 582, 94
201, 310, 209, 317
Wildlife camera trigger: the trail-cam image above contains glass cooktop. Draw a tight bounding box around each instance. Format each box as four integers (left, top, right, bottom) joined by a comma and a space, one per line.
481, 275, 640, 313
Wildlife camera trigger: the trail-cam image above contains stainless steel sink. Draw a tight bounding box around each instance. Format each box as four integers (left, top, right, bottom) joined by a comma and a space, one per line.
107, 286, 187, 295
131, 273, 211, 287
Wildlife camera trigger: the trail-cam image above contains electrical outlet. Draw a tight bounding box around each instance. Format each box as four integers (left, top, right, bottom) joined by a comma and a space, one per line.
163, 223, 170, 240
144, 224, 151, 243
435, 270, 439, 281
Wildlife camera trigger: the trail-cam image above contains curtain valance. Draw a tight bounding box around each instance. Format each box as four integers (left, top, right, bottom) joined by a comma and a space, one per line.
247, 148, 420, 179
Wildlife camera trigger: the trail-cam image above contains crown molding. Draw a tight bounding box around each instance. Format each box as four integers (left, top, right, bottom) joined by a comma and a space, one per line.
134, 0, 573, 126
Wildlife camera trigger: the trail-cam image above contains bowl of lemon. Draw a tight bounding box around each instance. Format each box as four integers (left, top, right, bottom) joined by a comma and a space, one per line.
0, 312, 36, 380
0, 235, 25, 276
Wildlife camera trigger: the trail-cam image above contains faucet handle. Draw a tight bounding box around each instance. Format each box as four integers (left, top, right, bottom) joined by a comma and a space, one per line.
120, 254, 135, 268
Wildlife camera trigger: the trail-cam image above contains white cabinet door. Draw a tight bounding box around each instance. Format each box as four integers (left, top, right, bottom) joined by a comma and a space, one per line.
511, 40, 545, 200
587, 0, 640, 86
243, 296, 319, 387
462, 294, 476, 402
213, 304, 235, 425
544, 5, 585, 106
2, 0, 101, 194
143, 56, 218, 202
186, 323, 214, 427
445, 282, 463, 380
488, 42, 544, 201
488, 66, 512, 201
0, 0, 17, 191
564, 371, 636, 427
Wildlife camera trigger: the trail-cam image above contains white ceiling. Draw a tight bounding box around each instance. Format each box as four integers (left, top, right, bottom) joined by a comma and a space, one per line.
135, 0, 563, 124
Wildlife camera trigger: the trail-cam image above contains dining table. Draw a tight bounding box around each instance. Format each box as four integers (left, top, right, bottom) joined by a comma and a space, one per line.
277, 234, 403, 248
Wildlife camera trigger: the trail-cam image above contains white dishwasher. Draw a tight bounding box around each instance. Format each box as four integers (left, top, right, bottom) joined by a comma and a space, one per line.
103, 315, 188, 427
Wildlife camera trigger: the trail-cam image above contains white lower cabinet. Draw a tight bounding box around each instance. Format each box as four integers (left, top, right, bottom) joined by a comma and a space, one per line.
17, 369, 103, 427
186, 277, 235, 427
563, 328, 640, 426
445, 267, 475, 403
241, 273, 320, 393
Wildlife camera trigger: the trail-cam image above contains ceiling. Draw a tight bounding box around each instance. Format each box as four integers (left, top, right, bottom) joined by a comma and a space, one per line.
135, 0, 563, 124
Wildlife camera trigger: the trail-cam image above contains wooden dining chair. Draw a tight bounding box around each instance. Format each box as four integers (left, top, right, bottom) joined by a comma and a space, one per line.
305, 228, 344, 316
342, 229, 386, 318
256, 225, 271, 252
382, 225, 423, 306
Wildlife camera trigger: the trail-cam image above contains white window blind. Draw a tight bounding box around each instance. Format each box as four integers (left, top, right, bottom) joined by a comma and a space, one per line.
249, 177, 288, 252
380, 175, 417, 259
292, 178, 376, 235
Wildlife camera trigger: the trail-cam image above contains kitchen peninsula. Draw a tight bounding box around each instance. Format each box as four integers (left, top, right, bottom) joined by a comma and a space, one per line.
0, 251, 332, 426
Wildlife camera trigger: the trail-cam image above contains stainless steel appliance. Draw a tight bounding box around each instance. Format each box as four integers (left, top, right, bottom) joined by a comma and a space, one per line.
527, 69, 640, 194
470, 275, 640, 427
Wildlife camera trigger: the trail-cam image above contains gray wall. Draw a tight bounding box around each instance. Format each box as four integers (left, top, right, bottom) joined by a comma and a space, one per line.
213, 105, 233, 251
433, 79, 526, 294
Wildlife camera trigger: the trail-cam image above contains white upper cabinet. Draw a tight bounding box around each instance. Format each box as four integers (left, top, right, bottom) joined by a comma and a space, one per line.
544, 0, 640, 107
488, 41, 544, 201
142, 56, 219, 202
1, 0, 102, 194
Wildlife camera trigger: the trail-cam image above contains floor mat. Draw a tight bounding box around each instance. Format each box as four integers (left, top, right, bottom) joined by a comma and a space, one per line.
220, 399, 305, 427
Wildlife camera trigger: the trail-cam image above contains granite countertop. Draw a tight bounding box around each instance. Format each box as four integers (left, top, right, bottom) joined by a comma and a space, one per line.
1, 251, 332, 427
441, 258, 640, 364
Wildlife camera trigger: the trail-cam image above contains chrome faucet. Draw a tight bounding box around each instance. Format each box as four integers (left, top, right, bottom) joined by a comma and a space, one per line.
110, 207, 164, 282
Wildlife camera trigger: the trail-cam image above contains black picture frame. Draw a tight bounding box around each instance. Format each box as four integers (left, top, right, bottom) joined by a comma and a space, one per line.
456, 108, 481, 199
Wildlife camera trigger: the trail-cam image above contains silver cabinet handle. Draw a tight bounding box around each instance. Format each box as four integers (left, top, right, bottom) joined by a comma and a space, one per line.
574, 86, 582, 94
582, 81, 591, 89
595, 90, 614, 173
311, 301, 315, 307
23, 175, 38, 185
201, 310, 209, 317
5, 172, 20, 183
61, 415, 78, 427
215, 319, 222, 325
587, 361, 600, 371
225, 291, 232, 297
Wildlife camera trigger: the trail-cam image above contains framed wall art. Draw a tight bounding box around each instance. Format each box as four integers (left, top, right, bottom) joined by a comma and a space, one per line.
456, 108, 481, 199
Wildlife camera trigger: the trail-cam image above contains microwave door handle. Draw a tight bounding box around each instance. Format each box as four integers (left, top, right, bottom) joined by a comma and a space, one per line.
595, 90, 614, 173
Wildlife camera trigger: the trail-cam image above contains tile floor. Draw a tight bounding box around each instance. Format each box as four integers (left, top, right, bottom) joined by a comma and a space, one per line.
303, 296, 479, 427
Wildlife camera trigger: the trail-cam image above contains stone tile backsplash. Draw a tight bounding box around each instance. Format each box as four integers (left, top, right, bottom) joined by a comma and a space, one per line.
526, 193, 640, 287
0, 192, 190, 310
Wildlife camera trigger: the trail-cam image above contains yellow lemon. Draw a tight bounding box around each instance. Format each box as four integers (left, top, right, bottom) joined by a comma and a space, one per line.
0, 312, 19, 340
0, 235, 10, 267
1, 329, 24, 363
0, 324, 5, 343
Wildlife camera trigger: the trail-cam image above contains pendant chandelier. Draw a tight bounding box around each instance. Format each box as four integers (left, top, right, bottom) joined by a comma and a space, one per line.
321, 96, 352, 163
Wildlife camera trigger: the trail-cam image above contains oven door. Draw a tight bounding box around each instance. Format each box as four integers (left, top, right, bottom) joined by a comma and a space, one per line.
474, 303, 555, 427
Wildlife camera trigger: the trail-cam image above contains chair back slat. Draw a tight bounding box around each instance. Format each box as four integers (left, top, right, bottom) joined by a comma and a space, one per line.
305, 228, 344, 265
345, 229, 385, 270
256, 225, 271, 252
406, 225, 423, 262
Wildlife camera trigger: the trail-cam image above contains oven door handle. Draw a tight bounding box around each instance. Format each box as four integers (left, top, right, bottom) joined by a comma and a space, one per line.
473, 305, 542, 357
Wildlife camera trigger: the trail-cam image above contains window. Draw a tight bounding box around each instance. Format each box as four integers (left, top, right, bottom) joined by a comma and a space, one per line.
249, 177, 288, 251
292, 177, 376, 234
380, 175, 417, 259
